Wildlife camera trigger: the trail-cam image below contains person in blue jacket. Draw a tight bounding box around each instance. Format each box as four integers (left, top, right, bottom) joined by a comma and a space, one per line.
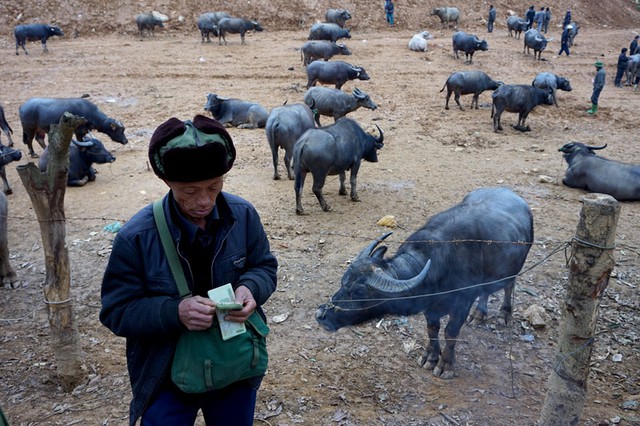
615, 48, 629, 87
588, 61, 606, 114
100, 114, 278, 426
385, 0, 395, 26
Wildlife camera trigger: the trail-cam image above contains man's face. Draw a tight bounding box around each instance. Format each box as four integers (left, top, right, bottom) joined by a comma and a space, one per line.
165, 176, 224, 227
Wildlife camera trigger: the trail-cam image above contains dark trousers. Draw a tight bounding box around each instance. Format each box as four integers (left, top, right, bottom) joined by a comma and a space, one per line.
591, 88, 603, 105
487, 20, 494, 32
141, 378, 261, 426
558, 42, 570, 56
614, 68, 626, 86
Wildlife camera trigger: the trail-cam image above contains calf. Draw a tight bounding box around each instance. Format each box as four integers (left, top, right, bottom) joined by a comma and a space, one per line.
491, 84, 554, 132
293, 117, 383, 214
0, 106, 14, 147
0, 192, 18, 288
440, 70, 501, 110
38, 137, 116, 186
506, 16, 528, 39
0, 145, 22, 195
306, 60, 370, 90
14, 24, 63, 55
135, 13, 164, 38
197, 14, 219, 43
204, 93, 269, 129
304, 87, 377, 125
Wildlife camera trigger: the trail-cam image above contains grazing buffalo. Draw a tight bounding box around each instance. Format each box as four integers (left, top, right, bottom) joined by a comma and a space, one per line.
532, 72, 572, 106
308, 23, 351, 43
491, 84, 554, 132
325, 9, 352, 28
0, 145, 22, 195
19, 97, 128, 158
0, 106, 14, 147
14, 24, 63, 55
452, 31, 488, 64
204, 93, 269, 129
300, 40, 351, 65
408, 31, 434, 52
39, 137, 116, 187
559, 142, 640, 201
306, 60, 370, 90
523, 29, 549, 60
506, 16, 528, 39
440, 70, 501, 110
293, 118, 383, 214
0, 192, 18, 288
135, 13, 164, 38
197, 14, 220, 43
265, 103, 316, 180
304, 87, 377, 125
430, 7, 460, 29
316, 187, 533, 379
217, 18, 263, 45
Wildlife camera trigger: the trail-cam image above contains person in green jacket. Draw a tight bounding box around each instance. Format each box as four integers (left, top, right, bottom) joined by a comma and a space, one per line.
588, 61, 606, 114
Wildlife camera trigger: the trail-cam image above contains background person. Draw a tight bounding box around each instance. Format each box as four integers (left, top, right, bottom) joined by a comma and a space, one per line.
615, 48, 629, 87
587, 61, 606, 114
487, 5, 496, 33
384, 0, 395, 26
543, 7, 551, 33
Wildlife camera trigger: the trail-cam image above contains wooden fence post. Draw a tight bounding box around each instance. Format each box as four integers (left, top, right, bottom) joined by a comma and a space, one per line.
16, 112, 87, 391
538, 193, 620, 425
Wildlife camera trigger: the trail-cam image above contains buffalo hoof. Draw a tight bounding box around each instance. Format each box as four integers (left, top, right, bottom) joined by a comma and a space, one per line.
433, 365, 455, 380
273, 175, 281, 181
296, 208, 306, 215
467, 308, 487, 324
321, 205, 332, 212
3, 188, 12, 195
524, 126, 531, 132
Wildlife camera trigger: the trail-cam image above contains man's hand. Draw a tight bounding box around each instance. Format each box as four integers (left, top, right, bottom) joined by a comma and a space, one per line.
178, 296, 215, 330
223, 285, 257, 323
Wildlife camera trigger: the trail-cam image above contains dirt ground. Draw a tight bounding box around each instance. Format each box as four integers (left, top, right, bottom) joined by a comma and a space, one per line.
1, 4, 640, 426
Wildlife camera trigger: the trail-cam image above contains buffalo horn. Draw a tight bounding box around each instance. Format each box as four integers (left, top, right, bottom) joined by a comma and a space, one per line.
375, 124, 384, 145
355, 232, 393, 260
586, 143, 607, 150
73, 138, 94, 147
353, 88, 364, 98
368, 259, 432, 294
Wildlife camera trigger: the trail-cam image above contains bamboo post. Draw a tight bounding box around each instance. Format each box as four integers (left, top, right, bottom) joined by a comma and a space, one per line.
16, 113, 87, 391
538, 193, 620, 425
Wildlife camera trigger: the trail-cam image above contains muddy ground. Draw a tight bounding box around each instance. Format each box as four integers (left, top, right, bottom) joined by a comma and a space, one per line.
0, 9, 639, 426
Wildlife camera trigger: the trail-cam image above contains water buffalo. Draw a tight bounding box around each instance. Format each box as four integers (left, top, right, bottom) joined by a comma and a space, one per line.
316, 187, 533, 379
293, 117, 383, 214
217, 18, 263, 45
0, 144, 22, 195
304, 87, 377, 125
491, 84, 554, 132
300, 40, 351, 66
506, 16, 529, 39
14, 24, 63, 55
452, 31, 488, 64
0, 106, 14, 147
567, 21, 580, 46
308, 23, 351, 43
39, 137, 116, 187
265, 103, 316, 180
532, 72, 572, 106
135, 13, 164, 38
523, 29, 549, 60
430, 7, 460, 29
197, 14, 220, 43
19, 97, 128, 158
559, 142, 640, 201
0, 192, 18, 288
204, 93, 269, 129
325, 9, 352, 28
306, 60, 370, 90
440, 70, 501, 110
408, 31, 434, 52
624, 54, 640, 86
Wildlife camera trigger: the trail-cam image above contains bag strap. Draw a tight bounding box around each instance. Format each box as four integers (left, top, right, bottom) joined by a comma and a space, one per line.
153, 200, 191, 299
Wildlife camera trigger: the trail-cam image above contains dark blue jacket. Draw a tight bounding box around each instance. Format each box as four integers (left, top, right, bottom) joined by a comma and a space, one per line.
617, 52, 629, 70
100, 191, 278, 425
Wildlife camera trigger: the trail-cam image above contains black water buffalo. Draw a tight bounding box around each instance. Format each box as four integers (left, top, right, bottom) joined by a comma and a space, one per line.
197, 14, 220, 43
0, 106, 14, 147
293, 118, 383, 214
300, 40, 351, 65
308, 23, 351, 43
559, 142, 640, 201
491, 85, 554, 132
325, 9, 352, 28
316, 187, 533, 379
430, 7, 460, 28
440, 70, 501, 110
567, 21, 580, 46
19, 97, 128, 158
204, 93, 269, 129
217, 18, 263, 45
523, 29, 548, 60
306, 60, 370, 90
14, 24, 63, 55
452, 31, 488, 64
532, 72, 572, 106
0, 192, 18, 288
304, 87, 377, 125
135, 13, 164, 38
0, 145, 22, 195
265, 103, 316, 180
624, 54, 640, 86
506, 16, 528, 39
38, 137, 116, 187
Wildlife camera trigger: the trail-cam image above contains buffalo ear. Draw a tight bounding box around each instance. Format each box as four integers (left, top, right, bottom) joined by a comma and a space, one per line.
110, 121, 117, 130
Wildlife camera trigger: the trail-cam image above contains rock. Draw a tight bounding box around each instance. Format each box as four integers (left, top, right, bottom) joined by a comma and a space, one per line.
523, 304, 546, 328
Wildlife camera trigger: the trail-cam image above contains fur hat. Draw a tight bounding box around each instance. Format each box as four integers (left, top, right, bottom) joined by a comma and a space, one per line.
148, 115, 235, 182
